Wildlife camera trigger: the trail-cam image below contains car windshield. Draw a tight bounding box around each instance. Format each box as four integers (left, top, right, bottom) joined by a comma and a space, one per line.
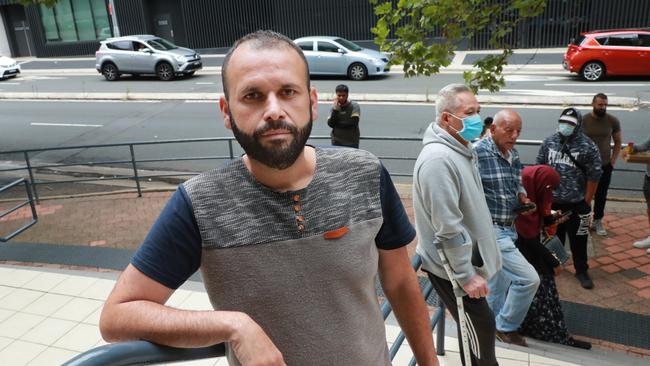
146, 38, 178, 50
334, 38, 363, 51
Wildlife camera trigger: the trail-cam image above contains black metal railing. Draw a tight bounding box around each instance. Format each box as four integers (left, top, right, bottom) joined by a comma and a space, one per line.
0, 136, 644, 204
0, 178, 38, 242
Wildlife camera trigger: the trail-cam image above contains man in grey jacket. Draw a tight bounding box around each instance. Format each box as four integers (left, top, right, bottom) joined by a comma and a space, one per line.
414, 83, 502, 366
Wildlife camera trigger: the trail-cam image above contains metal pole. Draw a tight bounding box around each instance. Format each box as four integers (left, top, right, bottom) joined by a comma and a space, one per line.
129, 145, 142, 197
108, 0, 120, 37
436, 302, 446, 356
436, 247, 473, 366
23, 151, 39, 204
228, 139, 234, 160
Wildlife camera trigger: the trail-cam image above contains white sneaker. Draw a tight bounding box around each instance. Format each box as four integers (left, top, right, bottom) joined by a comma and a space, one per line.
633, 236, 650, 249
591, 219, 607, 236
647, 248, 650, 254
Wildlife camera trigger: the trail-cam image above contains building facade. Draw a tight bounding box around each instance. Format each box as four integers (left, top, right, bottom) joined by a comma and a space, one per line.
0, 0, 649, 58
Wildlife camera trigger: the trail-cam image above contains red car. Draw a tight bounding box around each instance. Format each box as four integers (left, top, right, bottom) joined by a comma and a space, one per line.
563, 29, 650, 81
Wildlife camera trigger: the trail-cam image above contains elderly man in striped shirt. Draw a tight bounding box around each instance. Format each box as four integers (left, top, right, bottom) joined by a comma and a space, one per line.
474, 109, 540, 348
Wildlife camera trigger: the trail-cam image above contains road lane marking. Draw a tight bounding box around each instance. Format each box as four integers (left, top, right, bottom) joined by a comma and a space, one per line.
195, 82, 214, 85
2, 99, 160, 103
30, 122, 103, 127
499, 89, 594, 96
544, 83, 648, 87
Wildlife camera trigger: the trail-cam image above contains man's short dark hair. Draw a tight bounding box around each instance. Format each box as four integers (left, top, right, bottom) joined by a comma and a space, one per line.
221, 30, 310, 100
593, 93, 608, 102
335, 84, 349, 94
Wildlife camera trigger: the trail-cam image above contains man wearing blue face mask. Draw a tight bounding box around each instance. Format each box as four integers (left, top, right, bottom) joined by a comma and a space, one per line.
414, 83, 502, 366
537, 108, 602, 289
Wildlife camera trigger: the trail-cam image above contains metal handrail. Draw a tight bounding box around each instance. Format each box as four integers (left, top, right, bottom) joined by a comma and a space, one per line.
61, 341, 225, 366
0, 178, 38, 242
381, 254, 447, 364
0, 136, 645, 202
63, 254, 447, 365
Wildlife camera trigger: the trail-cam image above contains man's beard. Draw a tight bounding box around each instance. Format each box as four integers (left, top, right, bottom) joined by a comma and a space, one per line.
229, 112, 313, 170
594, 109, 606, 117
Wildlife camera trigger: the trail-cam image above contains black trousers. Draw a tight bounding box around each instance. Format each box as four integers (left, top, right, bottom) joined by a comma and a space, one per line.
426, 272, 499, 366
593, 163, 613, 220
552, 201, 592, 274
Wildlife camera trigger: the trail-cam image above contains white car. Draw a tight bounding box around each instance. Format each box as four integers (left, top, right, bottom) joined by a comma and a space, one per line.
0, 56, 20, 80
294, 36, 390, 80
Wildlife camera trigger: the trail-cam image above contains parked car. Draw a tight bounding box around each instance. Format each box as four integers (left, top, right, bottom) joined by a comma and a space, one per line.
95, 35, 202, 81
563, 28, 650, 81
0, 55, 20, 80
293, 36, 390, 80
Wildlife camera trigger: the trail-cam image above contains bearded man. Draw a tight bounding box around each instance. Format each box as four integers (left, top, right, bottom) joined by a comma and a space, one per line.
99, 30, 439, 366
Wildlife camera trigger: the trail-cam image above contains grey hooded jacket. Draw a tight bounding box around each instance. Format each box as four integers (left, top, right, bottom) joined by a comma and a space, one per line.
413, 123, 502, 289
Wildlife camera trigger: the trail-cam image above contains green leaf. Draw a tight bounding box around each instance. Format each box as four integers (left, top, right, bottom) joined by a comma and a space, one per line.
370, 0, 548, 92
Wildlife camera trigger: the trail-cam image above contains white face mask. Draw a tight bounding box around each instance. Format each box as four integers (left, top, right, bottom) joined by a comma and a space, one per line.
558, 123, 576, 136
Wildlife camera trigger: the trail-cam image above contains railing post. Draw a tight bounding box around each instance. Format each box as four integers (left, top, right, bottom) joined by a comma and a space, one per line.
228, 139, 234, 160
23, 151, 39, 204
129, 144, 142, 197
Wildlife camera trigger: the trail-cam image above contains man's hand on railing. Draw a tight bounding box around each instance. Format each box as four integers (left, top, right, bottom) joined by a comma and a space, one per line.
230, 313, 286, 366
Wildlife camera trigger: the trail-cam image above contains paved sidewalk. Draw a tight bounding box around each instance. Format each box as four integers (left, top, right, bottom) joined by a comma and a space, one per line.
1, 186, 650, 363
1, 264, 615, 366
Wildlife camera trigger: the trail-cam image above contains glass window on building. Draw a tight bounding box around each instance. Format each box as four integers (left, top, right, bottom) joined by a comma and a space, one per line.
39, 0, 112, 43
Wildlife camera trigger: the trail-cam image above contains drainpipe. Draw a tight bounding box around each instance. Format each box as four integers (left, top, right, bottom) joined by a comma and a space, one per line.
108, 0, 120, 37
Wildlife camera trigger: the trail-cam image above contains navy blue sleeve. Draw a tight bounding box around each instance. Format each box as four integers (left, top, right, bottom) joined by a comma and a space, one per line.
131, 186, 202, 289
375, 165, 416, 250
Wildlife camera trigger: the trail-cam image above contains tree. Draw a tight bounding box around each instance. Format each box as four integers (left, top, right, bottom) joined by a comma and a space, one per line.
370, 0, 547, 92
18, 0, 58, 7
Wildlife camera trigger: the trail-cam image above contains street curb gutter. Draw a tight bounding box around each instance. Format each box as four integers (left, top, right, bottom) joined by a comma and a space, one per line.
0, 91, 644, 108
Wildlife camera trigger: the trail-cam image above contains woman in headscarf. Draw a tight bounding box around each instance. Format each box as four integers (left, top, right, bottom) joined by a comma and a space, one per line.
515, 165, 591, 349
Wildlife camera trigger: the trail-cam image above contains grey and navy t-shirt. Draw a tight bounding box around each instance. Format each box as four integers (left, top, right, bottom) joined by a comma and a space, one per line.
132, 146, 414, 366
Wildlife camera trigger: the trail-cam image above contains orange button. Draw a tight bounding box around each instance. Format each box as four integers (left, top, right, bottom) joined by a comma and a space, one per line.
296, 215, 304, 222
292, 194, 300, 202
298, 224, 305, 232
293, 205, 301, 212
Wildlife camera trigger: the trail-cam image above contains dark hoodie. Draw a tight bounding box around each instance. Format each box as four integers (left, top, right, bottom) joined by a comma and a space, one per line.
536, 109, 602, 203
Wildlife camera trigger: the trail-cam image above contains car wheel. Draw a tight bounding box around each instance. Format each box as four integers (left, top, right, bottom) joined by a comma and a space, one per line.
102, 62, 119, 81
156, 62, 174, 81
581, 61, 605, 81
348, 63, 367, 81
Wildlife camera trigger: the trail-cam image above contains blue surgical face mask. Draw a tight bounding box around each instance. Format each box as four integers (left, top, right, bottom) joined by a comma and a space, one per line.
558, 123, 576, 137
449, 113, 483, 142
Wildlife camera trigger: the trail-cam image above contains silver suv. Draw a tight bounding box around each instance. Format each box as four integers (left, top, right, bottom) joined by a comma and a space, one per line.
95, 35, 202, 81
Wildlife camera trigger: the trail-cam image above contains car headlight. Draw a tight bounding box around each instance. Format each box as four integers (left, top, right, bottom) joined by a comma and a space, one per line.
174, 55, 186, 63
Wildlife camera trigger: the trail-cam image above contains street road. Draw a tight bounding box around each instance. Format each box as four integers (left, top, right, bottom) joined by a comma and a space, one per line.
1, 100, 647, 194
3, 72, 650, 101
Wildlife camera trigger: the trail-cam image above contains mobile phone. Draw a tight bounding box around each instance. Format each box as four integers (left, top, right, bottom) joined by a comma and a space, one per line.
512, 202, 536, 213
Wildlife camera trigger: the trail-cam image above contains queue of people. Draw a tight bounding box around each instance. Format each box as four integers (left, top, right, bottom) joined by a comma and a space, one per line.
97, 30, 647, 366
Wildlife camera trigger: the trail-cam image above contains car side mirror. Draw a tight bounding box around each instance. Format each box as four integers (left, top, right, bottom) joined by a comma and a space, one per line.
337, 48, 347, 54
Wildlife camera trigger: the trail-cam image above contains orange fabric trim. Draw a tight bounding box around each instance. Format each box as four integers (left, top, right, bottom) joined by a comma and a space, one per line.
323, 226, 349, 240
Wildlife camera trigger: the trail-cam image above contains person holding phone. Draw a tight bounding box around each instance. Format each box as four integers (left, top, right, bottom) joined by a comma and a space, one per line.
474, 109, 540, 347
327, 84, 361, 148
515, 165, 591, 349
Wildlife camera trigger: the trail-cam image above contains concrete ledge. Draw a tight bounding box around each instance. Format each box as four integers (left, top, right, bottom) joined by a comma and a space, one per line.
0, 91, 643, 107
